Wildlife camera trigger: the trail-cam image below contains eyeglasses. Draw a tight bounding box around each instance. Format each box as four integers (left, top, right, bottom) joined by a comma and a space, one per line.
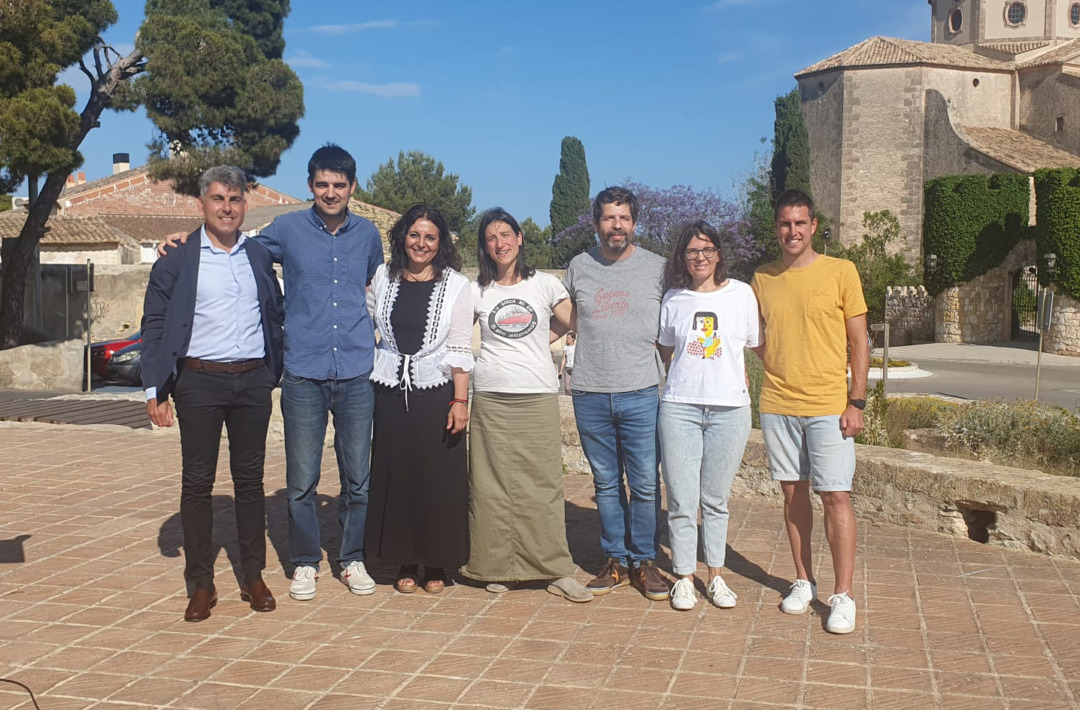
684, 247, 719, 260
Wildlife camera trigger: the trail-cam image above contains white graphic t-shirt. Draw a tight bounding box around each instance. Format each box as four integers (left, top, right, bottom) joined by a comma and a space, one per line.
473, 272, 569, 393
658, 279, 761, 407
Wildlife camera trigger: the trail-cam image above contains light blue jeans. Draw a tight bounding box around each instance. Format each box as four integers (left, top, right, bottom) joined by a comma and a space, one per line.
658, 401, 751, 575
760, 413, 855, 492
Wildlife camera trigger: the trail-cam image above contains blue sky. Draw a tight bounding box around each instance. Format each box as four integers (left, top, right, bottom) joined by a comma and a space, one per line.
53, 0, 931, 227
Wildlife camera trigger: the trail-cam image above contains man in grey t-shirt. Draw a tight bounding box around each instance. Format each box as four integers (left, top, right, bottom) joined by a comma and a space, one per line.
564, 186, 668, 601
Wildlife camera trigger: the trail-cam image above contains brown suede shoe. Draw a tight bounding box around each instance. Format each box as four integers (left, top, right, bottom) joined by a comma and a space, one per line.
184, 587, 217, 622
586, 558, 630, 596
630, 560, 670, 601
239, 579, 276, 612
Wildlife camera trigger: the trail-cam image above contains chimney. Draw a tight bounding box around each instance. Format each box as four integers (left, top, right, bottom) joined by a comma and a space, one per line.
112, 152, 130, 174
67, 174, 76, 187
77, 171, 86, 185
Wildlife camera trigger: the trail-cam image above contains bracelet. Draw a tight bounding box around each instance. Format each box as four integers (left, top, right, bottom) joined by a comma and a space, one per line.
450, 398, 468, 406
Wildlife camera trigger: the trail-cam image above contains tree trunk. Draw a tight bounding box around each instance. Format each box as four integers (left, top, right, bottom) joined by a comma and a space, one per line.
0, 50, 144, 349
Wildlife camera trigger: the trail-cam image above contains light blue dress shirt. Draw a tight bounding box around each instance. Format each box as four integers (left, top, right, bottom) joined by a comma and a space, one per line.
145, 227, 264, 401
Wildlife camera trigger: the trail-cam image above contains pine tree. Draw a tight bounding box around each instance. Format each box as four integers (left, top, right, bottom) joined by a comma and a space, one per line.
770, 88, 812, 200
549, 137, 590, 236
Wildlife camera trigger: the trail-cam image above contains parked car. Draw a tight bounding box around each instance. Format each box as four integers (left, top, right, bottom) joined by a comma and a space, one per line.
90, 331, 141, 379
103, 341, 142, 385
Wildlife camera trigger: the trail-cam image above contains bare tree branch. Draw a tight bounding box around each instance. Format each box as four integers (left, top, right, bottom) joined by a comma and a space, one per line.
78, 59, 95, 84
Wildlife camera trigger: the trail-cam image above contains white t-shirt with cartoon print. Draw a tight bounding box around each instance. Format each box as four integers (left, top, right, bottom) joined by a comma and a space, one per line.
473, 272, 569, 394
658, 279, 761, 407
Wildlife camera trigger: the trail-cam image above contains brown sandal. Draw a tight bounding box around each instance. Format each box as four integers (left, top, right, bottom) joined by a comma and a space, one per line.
395, 565, 419, 594
422, 567, 446, 594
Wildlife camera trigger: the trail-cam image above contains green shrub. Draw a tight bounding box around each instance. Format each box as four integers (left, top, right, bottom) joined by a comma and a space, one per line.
745, 349, 763, 429
940, 399, 1080, 476
1033, 168, 1080, 302
923, 174, 1030, 296
855, 380, 890, 447
889, 396, 959, 429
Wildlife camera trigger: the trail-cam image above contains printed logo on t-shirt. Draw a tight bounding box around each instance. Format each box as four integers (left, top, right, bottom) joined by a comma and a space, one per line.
685, 311, 722, 360
593, 287, 631, 320
489, 298, 538, 339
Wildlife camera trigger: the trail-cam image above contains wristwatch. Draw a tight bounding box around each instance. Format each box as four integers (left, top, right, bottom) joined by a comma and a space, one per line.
848, 398, 866, 410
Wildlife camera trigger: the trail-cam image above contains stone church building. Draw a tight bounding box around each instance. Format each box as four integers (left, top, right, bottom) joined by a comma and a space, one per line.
797, 0, 1080, 260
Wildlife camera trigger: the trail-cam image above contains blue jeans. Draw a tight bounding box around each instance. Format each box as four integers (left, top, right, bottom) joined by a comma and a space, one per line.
572, 386, 660, 564
282, 370, 374, 568
658, 402, 751, 575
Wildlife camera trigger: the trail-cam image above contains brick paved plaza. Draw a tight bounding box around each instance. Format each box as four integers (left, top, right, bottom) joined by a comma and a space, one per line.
0, 421, 1079, 709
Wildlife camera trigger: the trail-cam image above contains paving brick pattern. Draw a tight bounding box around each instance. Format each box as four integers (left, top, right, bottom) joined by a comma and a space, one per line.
0, 422, 1079, 709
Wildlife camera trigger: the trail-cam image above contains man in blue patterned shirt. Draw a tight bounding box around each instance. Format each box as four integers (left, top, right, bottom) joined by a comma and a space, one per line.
162, 145, 385, 600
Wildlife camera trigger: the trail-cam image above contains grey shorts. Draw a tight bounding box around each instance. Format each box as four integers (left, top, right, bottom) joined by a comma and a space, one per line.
760, 413, 855, 492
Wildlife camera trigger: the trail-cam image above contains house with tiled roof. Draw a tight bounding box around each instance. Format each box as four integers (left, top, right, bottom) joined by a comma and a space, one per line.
796, 0, 1080, 260
0, 213, 142, 265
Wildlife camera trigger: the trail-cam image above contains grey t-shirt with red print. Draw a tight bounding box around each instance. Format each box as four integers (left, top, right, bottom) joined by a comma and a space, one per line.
564, 246, 665, 393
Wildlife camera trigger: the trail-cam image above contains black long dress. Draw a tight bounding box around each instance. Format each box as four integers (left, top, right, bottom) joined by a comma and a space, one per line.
365, 279, 469, 567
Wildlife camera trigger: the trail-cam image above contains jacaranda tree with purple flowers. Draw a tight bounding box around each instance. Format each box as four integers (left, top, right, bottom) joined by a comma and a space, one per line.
551, 181, 762, 281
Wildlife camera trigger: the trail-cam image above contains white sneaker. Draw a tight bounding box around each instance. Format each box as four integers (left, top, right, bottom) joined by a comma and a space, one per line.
780, 579, 817, 615
826, 592, 857, 634
670, 577, 697, 611
342, 560, 376, 596
289, 565, 318, 601
706, 575, 738, 609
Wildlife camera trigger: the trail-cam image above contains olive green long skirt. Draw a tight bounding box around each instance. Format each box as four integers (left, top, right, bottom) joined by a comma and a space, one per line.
460, 391, 576, 582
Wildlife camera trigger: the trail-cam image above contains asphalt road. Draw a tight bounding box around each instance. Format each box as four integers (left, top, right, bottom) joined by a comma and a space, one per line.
881, 358, 1080, 412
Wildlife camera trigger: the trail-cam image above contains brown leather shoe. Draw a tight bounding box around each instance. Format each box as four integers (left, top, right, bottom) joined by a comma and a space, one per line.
184, 587, 217, 622
239, 579, 276, 612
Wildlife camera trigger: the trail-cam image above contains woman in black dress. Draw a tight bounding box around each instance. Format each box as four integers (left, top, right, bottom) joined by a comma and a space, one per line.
365, 204, 474, 593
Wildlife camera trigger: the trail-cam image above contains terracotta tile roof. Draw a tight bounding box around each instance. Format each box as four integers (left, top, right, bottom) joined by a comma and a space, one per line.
797, 36, 1011, 77
0, 213, 138, 246
1017, 37, 1080, 67
243, 202, 313, 231
97, 215, 204, 244
59, 167, 149, 198
977, 40, 1052, 56
961, 126, 1080, 172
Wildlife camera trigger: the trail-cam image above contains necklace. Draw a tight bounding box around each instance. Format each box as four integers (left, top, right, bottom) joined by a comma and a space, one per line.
403, 268, 435, 282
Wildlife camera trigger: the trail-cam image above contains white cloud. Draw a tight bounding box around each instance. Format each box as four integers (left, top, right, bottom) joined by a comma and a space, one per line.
314, 79, 421, 98
286, 50, 330, 69
300, 19, 438, 35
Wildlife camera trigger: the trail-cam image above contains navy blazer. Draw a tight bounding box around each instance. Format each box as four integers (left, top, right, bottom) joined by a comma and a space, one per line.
140, 228, 285, 401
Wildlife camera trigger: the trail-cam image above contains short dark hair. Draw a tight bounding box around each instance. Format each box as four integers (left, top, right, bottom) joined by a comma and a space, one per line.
592, 186, 639, 226
663, 220, 727, 291
307, 143, 357, 185
198, 165, 247, 197
476, 207, 536, 287
387, 204, 461, 281
773, 189, 816, 222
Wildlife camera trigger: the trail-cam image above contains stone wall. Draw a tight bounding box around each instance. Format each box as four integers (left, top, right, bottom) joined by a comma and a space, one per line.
1044, 289, 1080, 355
0, 339, 85, 392
885, 285, 935, 344
557, 402, 1080, 562
1019, 65, 1080, 159
934, 239, 1037, 344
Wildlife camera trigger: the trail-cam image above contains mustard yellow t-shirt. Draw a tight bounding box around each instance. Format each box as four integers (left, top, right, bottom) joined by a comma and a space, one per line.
751, 256, 867, 416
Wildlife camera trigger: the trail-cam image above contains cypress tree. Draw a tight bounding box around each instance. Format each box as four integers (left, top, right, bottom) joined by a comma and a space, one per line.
771, 89, 812, 200
550, 137, 591, 236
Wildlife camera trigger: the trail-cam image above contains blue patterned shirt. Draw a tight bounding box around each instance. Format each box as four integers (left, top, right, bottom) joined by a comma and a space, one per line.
256, 208, 384, 380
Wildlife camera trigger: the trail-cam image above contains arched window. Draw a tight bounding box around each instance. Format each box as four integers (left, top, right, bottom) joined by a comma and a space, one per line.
949, 8, 964, 33
1006, 1, 1027, 26
1070, 2, 1080, 27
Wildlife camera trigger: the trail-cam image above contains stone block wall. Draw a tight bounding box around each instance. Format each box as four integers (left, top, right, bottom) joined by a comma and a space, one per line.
936, 286, 962, 342
886, 285, 935, 344
1045, 290, 1080, 356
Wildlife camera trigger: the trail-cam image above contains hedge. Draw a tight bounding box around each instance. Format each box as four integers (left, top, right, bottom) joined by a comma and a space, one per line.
1033, 168, 1080, 301
922, 174, 1030, 295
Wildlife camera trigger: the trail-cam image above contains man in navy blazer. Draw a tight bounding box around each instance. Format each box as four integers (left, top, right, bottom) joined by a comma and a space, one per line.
142, 165, 284, 622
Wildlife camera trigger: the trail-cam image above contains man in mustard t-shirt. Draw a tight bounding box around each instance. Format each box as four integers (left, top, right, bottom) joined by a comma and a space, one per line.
751, 189, 869, 635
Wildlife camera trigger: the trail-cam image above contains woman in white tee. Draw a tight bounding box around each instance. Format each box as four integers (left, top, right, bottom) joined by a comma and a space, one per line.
459, 208, 591, 603
657, 220, 761, 612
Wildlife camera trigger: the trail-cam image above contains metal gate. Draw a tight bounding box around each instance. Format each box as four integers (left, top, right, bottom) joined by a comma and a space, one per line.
1012, 266, 1039, 341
